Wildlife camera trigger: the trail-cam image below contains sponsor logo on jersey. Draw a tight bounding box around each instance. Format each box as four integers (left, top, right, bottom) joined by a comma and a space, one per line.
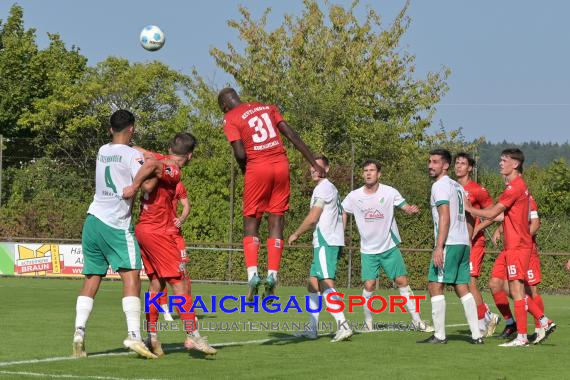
363, 209, 384, 221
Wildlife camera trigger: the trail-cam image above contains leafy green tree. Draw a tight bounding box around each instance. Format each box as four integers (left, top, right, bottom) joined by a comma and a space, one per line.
210, 0, 450, 170
18, 57, 192, 171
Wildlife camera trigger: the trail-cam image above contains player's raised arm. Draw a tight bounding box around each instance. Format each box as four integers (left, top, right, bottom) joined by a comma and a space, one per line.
276, 120, 325, 178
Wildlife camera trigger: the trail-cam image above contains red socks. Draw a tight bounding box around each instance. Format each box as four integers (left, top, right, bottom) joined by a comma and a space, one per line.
514, 299, 528, 334
532, 294, 545, 328
243, 236, 260, 268
158, 289, 168, 306
178, 294, 196, 333
492, 291, 513, 321
267, 238, 284, 271
146, 292, 159, 333
477, 303, 487, 320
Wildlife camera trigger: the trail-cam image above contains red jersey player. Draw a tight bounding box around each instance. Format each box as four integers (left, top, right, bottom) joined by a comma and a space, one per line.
466, 148, 555, 347
217, 88, 325, 302
158, 181, 191, 321
492, 194, 548, 343
125, 133, 216, 356
454, 152, 500, 337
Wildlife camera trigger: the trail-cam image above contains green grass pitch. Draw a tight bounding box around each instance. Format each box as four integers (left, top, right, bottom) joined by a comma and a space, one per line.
0, 277, 568, 379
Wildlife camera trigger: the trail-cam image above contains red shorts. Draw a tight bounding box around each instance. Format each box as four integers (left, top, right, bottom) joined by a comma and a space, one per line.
243, 159, 290, 217
135, 227, 186, 278
174, 233, 188, 263
469, 243, 486, 277
491, 249, 531, 281
525, 249, 541, 286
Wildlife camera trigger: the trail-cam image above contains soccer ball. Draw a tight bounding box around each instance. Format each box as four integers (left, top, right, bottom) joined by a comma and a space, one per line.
139, 25, 165, 51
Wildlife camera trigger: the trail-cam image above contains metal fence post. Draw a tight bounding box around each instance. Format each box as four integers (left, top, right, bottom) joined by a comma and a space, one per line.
347, 142, 355, 288
0, 135, 3, 208
227, 158, 235, 283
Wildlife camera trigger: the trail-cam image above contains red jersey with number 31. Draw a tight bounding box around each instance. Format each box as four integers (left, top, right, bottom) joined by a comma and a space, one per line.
498, 175, 532, 251
137, 152, 181, 232
223, 102, 287, 164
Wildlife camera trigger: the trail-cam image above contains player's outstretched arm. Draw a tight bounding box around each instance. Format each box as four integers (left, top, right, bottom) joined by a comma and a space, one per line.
466, 200, 506, 221
123, 158, 163, 199
288, 206, 324, 245
230, 140, 247, 174
276, 121, 325, 177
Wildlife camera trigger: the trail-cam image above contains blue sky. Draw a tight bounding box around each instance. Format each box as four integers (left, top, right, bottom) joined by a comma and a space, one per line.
1, 0, 568, 143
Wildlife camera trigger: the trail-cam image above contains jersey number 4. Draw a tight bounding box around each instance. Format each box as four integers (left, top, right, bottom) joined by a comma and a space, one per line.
105, 166, 117, 193
248, 113, 276, 143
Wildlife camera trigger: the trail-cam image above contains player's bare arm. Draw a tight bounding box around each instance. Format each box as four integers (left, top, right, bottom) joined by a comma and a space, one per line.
174, 197, 191, 229
529, 216, 540, 236
465, 201, 506, 221
276, 120, 325, 177
471, 217, 497, 241
342, 211, 349, 231
288, 205, 324, 244
433, 203, 450, 268
230, 140, 247, 174
122, 158, 163, 199
141, 178, 158, 193
401, 204, 420, 215
491, 224, 503, 246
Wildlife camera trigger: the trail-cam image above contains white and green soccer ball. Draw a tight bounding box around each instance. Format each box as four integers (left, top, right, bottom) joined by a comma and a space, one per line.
139, 25, 165, 51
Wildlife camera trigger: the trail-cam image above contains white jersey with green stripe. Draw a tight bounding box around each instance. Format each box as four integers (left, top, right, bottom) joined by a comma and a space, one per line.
87, 143, 144, 230
311, 179, 344, 247
430, 175, 470, 245
341, 184, 406, 254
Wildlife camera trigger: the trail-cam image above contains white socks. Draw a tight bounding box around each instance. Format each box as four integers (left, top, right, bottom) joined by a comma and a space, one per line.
323, 288, 348, 329
122, 296, 142, 340
308, 292, 320, 332
398, 285, 422, 323
431, 295, 446, 340
247, 266, 258, 281
267, 270, 278, 281
362, 289, 374, 324
75, 296, 94, 330
460, 293, 481, 339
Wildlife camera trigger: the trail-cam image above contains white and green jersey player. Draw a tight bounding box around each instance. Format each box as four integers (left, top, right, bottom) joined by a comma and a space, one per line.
310, 178, 344, 280
288, 157, 352, 343
428, 175, 471, 284
73, 110, 157, 360
342, 160, 432, 332
83, 142, 145, 274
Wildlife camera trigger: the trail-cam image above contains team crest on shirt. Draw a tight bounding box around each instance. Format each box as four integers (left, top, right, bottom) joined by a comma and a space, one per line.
165, 166, 176, 177
136, 157, 144, 165
379, 197, 385, 204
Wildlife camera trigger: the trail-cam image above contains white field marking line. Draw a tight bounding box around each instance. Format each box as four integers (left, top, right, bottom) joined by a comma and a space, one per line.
0, 370, 161, 380
0, 323, 469, 368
